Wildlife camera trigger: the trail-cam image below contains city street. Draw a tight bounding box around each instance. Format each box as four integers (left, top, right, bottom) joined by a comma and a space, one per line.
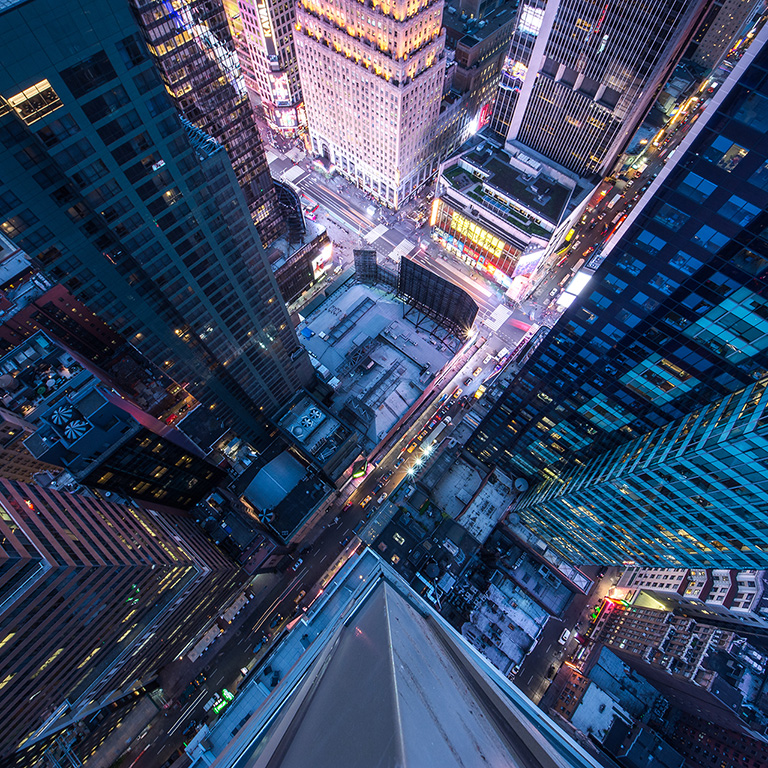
122, 94, 714, 764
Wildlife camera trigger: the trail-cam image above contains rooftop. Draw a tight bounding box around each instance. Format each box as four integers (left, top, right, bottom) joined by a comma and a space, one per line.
192, 549, 604, 768
443, 0, 517, 43
442, 143, 574, 227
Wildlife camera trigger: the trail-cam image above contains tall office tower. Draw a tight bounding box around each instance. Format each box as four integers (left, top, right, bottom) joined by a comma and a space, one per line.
294, 0, 447, 208
510, 378, 768, 566
0, 478, 245, 765
130, 0, 285, 245
194, 550, 602, 768
468, 23, 768, 487
687, 0, 761, 68
489, 0, 711, 177
0, 0, 312, 442
229, 0, 306, 136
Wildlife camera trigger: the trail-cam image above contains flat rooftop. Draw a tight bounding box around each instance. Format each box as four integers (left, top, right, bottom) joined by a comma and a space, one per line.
443, 0, 517, 41
443, 143, 574, 225
298, 283, 453, 452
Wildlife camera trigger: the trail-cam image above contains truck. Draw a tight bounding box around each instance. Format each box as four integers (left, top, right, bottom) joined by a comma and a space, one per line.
606, 193, 623, 209
496, 347, 509, 360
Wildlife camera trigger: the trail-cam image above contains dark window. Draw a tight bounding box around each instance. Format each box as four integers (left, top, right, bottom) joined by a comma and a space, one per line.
96, 110, 142, 144
116, 35, 147, 69
71, 159, 109, 186
133, 69, 159, 95
111, 133, 152, 165
733, 91, 768, 132
52, 138, 94, 169
82, 86, 130, 122
36, 114, 80, 147
59, 50, 117, 98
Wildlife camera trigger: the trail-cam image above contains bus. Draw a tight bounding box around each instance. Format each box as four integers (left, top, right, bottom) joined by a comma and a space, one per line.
421, 422, 448, 453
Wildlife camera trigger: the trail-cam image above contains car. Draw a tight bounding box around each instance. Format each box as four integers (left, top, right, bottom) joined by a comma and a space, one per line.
374, 481, 384, 492
473, 367, 482, 376
361, 494, 373, 506
406, 441, 418, 454
179, 682, 196, 704
294, 589, 306, 604
418, 428, 429, 439
377, 492, 388, 504
463, 376, 472, 386
482, 354, 493, 365
452, 387, 462, 399
394, 457, 404, 468
269, 614, 283, 630
203, 693, 222, 712
240, 666, 250, 677
343, 501, 353, 511
558, 629, 571, 645
291, 558, 303, 571
193, 672, 206, 687
428, 418, 438, 428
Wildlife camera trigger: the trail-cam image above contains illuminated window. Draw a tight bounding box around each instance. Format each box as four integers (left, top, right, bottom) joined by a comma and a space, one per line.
7, 80, 62, 124
518, 5, 545, 35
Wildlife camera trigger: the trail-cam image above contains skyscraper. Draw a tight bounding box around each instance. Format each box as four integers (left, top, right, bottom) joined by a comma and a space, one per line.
468, 22, 768, 485
0, 478, 245, 764
490, 0, 712, 177
229, 0, 306, 135
686, 0, 761, 69
0, 0, 312, 442
130, 0, 285, 245
510, 377, 768, 566
191, 549, 603, 768
294, 0, 447, 208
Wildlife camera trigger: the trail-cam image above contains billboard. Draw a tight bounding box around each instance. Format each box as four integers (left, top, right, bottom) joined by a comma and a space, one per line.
397, 257, 478, 338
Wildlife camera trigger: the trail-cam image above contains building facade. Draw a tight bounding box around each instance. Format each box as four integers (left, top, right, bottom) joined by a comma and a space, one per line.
686, 0, 761, 69
489, 0, 711, 177
468, 24, 768, 486
231, 0, 307, 135
620, 567, 768, 637
130, 0, 285, 245
0, 479, 245, 765
593, 600, 727, 685
432, 139, 575, 284
294, 0, 447, 208
509, 378, 768, 567
0, 0, 312, 443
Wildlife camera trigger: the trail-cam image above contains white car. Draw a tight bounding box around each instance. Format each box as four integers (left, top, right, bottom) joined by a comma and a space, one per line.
558, 629, 571, 645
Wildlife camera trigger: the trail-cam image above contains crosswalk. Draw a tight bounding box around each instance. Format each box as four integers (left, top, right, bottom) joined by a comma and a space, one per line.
363, 223, 389, 243
389, 238, 417, 262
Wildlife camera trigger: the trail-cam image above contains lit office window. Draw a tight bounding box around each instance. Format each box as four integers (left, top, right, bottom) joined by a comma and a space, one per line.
7, 79, 62, 124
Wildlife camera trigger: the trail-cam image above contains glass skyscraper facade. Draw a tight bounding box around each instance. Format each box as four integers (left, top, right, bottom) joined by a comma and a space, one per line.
489, 0, 710, 177
512, 377, 768, 567
129, 0, 285, 246
0, 0, 312, 442
468, 24, 768, 557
